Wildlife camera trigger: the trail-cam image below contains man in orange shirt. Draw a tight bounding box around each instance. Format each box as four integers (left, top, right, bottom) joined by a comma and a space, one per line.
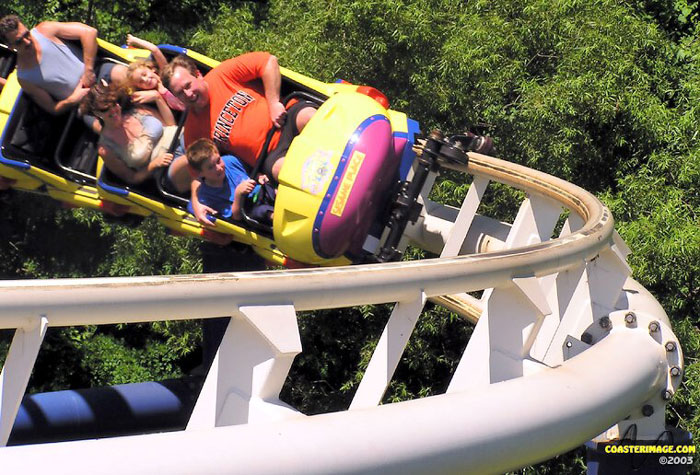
162, 52, 315, 225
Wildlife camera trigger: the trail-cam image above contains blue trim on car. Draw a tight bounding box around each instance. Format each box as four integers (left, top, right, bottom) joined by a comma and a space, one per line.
399, 118, 420, 180
158, 45, 188, 55
0, 91, 33, 170
97, 174, 130, 197
311, 114, 388, 259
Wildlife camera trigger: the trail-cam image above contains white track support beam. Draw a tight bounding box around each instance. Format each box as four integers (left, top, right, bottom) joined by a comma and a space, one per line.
350, 291, 427, 410
534, 211, 632, 367
532, 263, 588, 362
531, 214, 587, 362
512, 276, 552, 356
405, 202, 510, 256
0, 315, 48, 446
560, 212, 586, 237
440, 176, 489, 257
187, 305, 302, 429
612, 230, 632, 262
448, 282, 550, 390
0, 328, 670, 475
503, 194, 563, 249
542, 241, 632, 367
448, 195, 562, 390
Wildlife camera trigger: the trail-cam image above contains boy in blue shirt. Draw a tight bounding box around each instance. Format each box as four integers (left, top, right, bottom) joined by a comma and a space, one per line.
186, 138, 274, 224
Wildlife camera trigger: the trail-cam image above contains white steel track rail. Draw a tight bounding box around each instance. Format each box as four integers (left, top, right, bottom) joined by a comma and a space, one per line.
0, 152, 683, 474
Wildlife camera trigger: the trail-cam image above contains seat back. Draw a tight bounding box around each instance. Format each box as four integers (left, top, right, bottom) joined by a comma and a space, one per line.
54, 108, 99, 184
0, 43, 16, 80
2, 93, 68, 169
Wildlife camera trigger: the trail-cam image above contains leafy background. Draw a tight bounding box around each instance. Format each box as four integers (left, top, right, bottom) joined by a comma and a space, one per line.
1, 0, 699, 472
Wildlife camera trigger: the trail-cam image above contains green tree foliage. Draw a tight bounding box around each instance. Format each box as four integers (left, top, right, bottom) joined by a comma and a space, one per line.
0, 193, 203, 389
1, 0, 237, 45
632, 0, 700, 39
0, 193, 112, 278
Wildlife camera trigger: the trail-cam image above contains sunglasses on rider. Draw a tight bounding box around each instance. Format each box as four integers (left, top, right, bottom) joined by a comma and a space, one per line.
11, 30, 30, 47
95, 104, 112, 114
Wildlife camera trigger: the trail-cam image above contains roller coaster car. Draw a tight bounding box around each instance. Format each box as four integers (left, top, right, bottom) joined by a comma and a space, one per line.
0, 40, 151, 211
0, 40, 473, 267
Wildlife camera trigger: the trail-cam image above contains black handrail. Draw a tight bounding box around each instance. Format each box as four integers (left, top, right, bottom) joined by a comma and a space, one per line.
53, 108, 99, 184
153, 109, 189, 207
238, 91, 324, 232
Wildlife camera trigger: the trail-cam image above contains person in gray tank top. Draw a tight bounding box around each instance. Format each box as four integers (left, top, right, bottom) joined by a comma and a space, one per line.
0, 15, 97, 115
18, 28, 84, 100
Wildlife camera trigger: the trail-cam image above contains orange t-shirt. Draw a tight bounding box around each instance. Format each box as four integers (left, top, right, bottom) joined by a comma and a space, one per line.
184, 52, 280, 167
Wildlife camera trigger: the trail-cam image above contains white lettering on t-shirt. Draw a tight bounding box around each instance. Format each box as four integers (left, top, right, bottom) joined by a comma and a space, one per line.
213, 91, 255, 148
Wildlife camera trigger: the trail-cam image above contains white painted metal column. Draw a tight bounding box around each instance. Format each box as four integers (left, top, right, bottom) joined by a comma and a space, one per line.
541, 232, 631, 367
0, 315, 48, 446
187, 305, 302, 428
530, 213, 588, 362
449, 194, 563, 390
440, 176, 489, 257
350, 291, 426, 409
351, 176, 489, 409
